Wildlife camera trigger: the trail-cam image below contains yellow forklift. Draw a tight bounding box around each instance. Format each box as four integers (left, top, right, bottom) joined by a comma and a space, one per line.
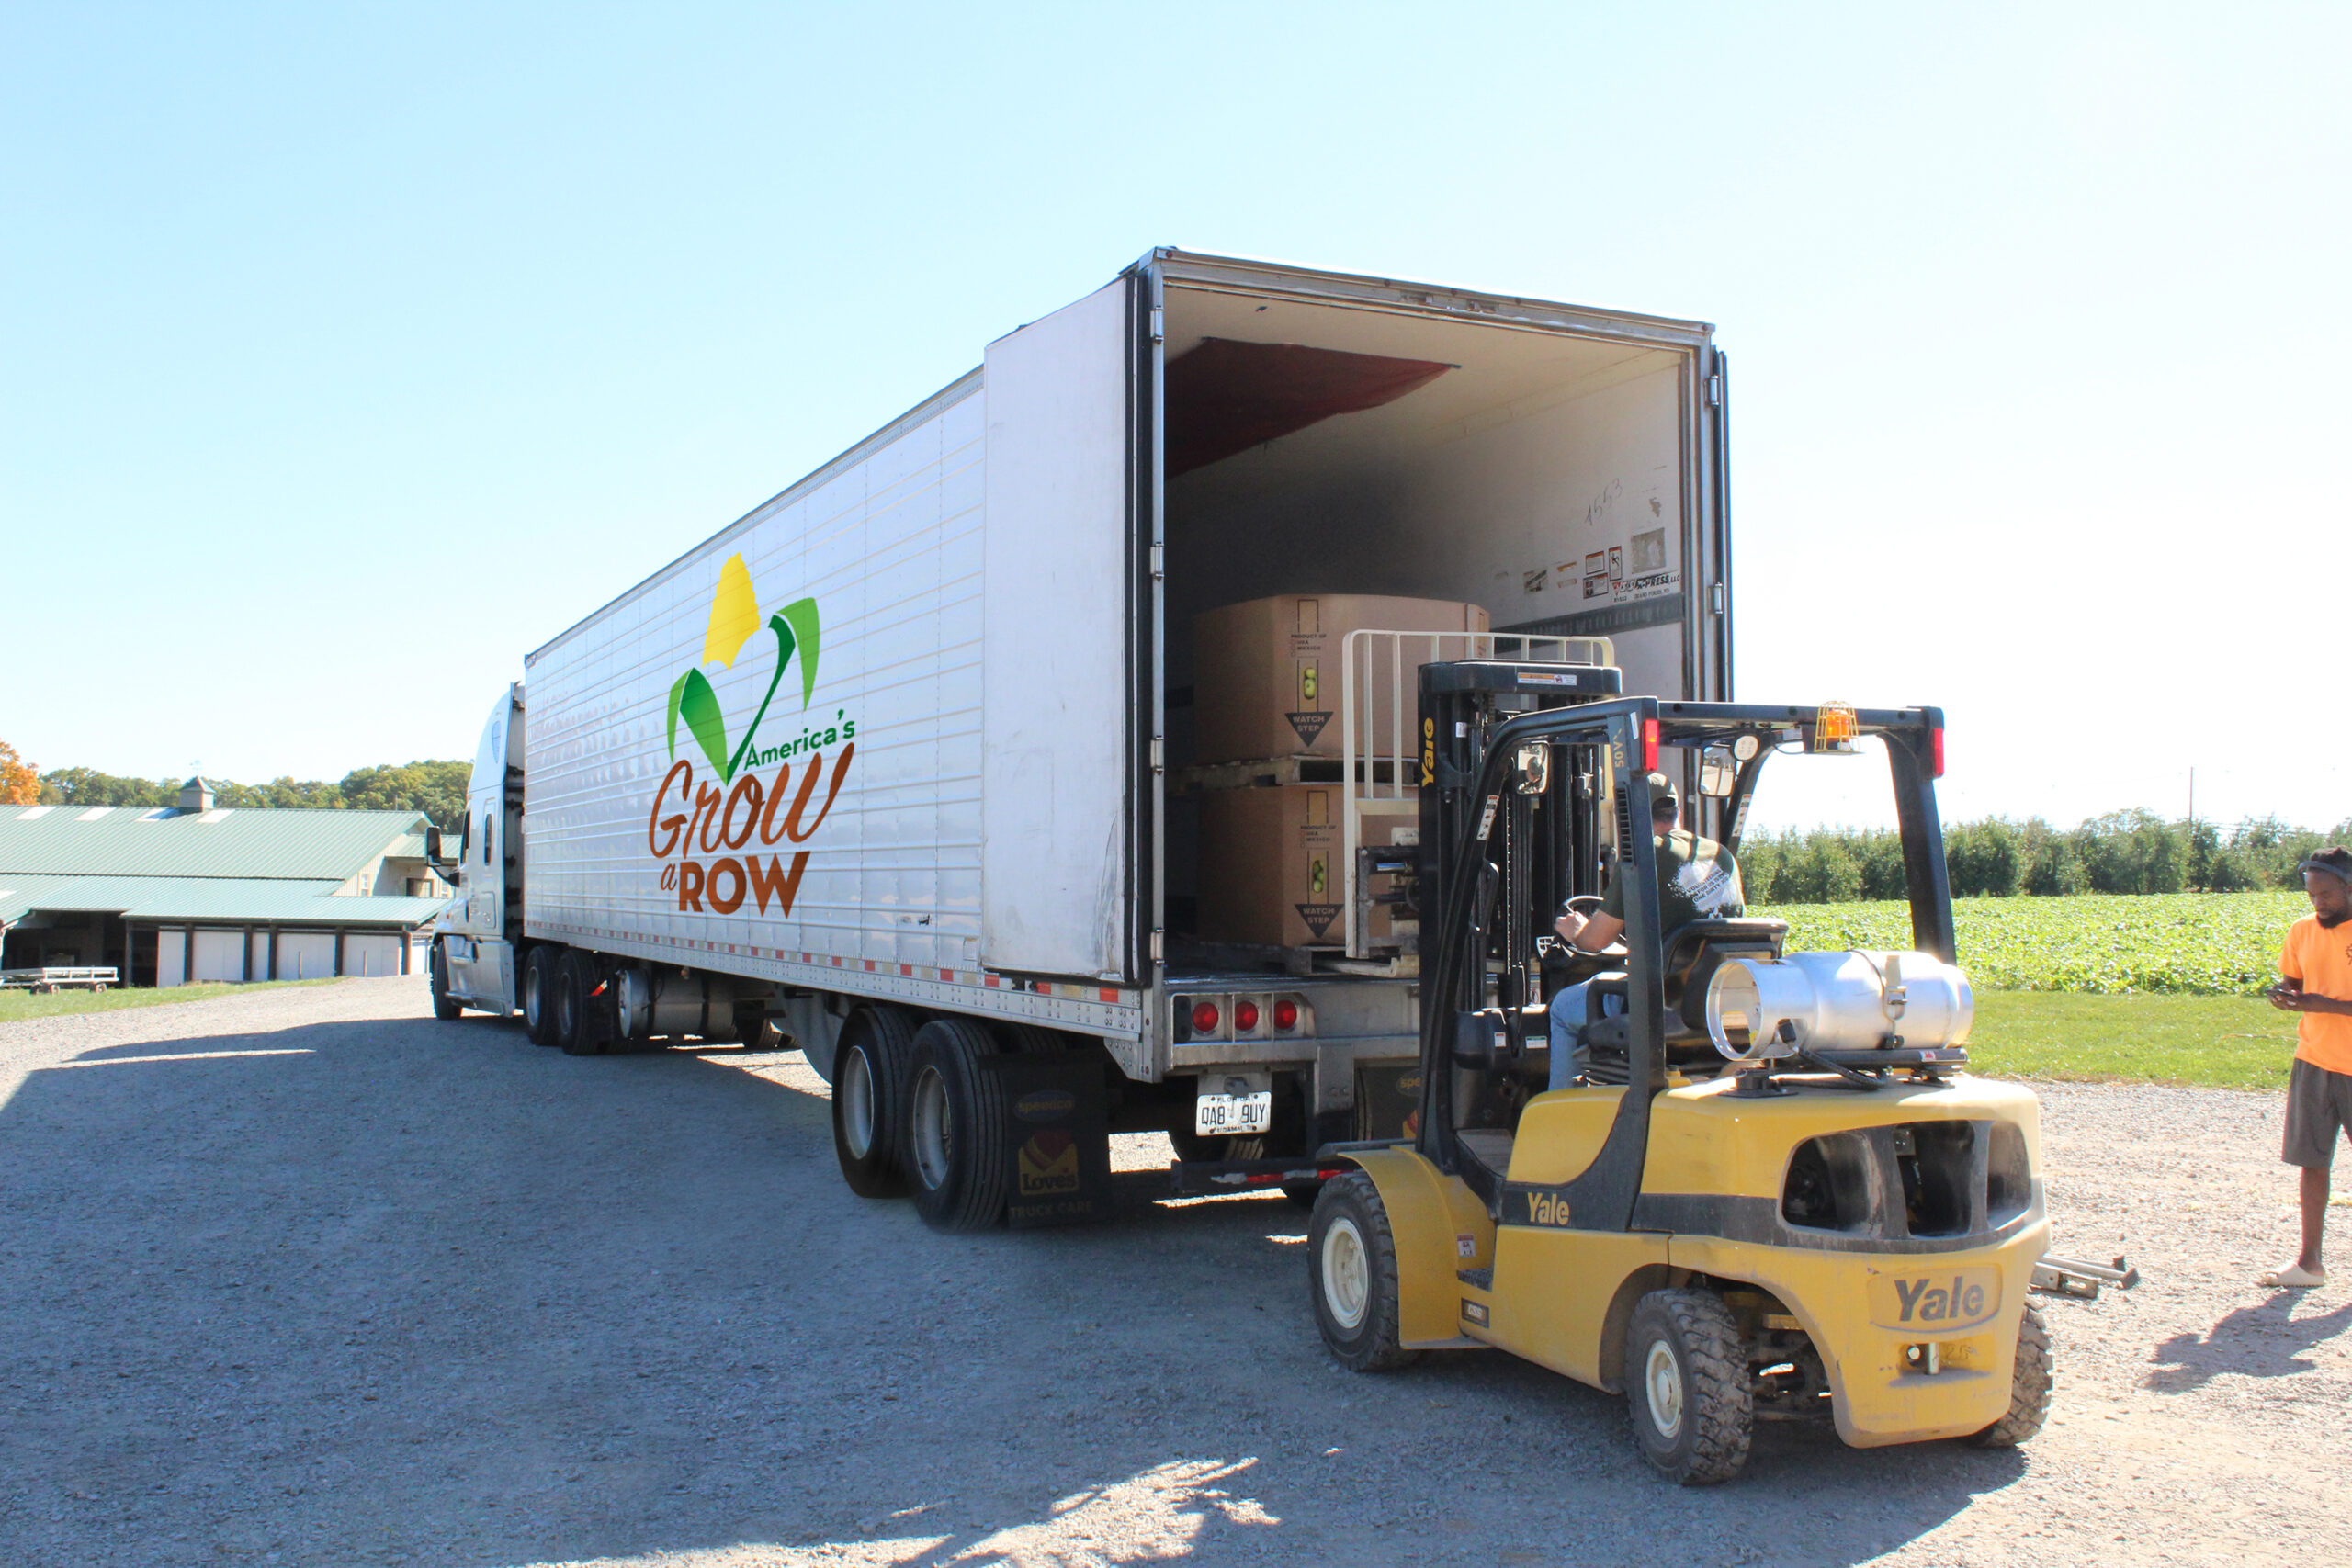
1306, 670, 2094, 1483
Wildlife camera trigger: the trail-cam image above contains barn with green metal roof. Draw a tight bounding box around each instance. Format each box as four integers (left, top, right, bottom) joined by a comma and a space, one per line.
0, 779, 452, 987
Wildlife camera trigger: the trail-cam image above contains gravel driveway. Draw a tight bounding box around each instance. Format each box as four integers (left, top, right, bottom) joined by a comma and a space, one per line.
2, 978, 2346, 1566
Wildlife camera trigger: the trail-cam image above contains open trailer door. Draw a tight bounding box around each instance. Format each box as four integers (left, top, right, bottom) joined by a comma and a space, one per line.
979, 272, 1152, 982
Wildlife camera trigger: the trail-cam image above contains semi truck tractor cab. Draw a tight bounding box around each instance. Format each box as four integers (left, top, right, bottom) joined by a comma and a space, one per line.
1307, 672, 2071, 1483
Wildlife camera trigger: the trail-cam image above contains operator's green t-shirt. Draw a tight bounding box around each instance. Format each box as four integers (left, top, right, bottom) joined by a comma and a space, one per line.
1599, 829, 1746, 934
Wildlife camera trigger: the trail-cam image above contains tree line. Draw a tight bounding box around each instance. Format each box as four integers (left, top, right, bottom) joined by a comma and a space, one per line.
25, 761, 471, 831
1737, 810, 2352, 905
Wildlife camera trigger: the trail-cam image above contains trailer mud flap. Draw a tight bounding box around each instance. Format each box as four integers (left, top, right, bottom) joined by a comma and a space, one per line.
986, 1052, 1114, 1228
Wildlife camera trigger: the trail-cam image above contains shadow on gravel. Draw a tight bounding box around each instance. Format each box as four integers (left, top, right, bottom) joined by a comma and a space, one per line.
2144, 1295, 2352, 1393
0, 1002, 2024, 1568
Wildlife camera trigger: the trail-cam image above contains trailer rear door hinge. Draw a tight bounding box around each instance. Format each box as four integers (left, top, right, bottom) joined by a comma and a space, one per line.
1150, 543, 1164, 581
1149, 309, 1165, 344
1707, 373, 1722, 407
1150, 737, 1165, 773
1711, 582, 1725, 614
1150, 927, 1165, 964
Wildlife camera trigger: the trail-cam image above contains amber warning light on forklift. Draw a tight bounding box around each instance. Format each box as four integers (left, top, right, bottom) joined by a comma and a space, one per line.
1811, 702, 1859, 754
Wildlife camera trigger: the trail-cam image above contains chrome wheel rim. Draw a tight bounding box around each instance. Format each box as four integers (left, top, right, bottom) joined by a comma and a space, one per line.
840, 1046, 876, 1157
1321, 1216, 1370, 1331
1645, 1337, 1684, 1439
910, 1065, 952, 1190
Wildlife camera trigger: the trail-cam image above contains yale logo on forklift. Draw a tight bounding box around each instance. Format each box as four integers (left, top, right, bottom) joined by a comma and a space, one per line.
1868, 1267, 2000, 1331
1519, 1190, 1573, 1227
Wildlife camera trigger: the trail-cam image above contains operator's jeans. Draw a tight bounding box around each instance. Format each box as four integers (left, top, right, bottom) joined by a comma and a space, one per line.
1546, 972, 1625, 1091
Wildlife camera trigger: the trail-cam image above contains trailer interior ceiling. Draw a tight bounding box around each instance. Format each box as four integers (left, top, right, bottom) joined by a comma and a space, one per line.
1160, 282, 1696, 719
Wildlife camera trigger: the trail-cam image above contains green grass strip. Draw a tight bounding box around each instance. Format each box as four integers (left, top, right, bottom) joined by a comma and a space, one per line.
1967, 989, 2301, 1091
0, 978, 340, 1022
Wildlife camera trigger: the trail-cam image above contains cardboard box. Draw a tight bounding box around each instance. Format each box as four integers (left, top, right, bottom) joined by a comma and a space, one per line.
1193, 593, 1490, 764
1197, 785, 1419, 950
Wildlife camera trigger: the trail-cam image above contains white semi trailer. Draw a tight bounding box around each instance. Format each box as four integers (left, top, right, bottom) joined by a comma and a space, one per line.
429, 248, 1730, 1228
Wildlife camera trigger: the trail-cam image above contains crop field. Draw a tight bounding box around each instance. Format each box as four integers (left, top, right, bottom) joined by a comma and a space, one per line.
1760, 887, 2306, 996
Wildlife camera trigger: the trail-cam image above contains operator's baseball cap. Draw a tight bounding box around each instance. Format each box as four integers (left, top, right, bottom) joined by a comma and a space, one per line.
1646, 771, 1678, 807
2299, 847, 2352, 885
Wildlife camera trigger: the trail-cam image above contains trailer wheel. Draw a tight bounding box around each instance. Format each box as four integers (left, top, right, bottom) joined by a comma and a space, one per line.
553, 951, 601, 1055
1308, 1172, 1419, 1371
832, 1007, 918, 1197
429, 942, 463, 1021
522, 946, 560, 1046
905, 1019, 1011, 1233
1965, 1301, 2052, 1448
1623, 1289, 1752, 1485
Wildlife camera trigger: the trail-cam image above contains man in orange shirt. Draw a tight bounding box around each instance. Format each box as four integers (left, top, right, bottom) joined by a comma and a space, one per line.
2262, 846, 2352, 1289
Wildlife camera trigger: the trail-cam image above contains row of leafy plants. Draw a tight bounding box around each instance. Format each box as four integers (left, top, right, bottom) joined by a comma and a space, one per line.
1736, 811, 2349, 906
1766, 890, 2304, 996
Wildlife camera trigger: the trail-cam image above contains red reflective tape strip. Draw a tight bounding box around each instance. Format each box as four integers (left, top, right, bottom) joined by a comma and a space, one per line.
939, 968, 954, 982
1099, 988, 1118, 1003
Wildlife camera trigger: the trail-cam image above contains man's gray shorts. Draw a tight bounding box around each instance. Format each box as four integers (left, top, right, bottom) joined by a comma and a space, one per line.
2283, 1058, 2352, 1168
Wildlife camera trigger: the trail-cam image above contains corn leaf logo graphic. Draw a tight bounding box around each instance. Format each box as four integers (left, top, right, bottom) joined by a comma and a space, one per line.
665, 553, 822, 784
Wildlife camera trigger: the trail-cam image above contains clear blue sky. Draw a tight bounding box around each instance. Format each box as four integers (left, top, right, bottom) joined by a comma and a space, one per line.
6, 3, 2345, 832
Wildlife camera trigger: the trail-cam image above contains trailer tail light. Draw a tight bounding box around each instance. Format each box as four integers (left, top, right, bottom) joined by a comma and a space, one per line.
1273, 999, 1299, 1031
1191, 1000, 1220, 1033
1234, 999, 1261, 1032
1641, 716, 1659, 774
1930, 726, 1945, 779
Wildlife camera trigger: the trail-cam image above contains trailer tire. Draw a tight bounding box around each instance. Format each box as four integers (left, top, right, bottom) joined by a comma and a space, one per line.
553, 950, 601, 1055
429, 942, 463, 1021
522, 946, 560, 1046
905, 1019, 1011, 1233
1308, 1172, 1419, 1371
1623, 1289, 1752, 1485
1966, 1302, 2053, 1448
832, 1007, 918, 1198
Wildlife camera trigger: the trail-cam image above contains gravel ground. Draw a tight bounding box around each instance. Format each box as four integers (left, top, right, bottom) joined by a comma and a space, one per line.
2, 977, 2346, 1567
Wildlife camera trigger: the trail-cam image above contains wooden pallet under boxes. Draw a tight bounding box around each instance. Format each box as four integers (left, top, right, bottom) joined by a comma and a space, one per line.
1192, 592, 1490, 764
1195, 784, 1419, 951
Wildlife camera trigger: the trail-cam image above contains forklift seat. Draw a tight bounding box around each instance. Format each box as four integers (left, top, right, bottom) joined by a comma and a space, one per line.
1572, 919, 1791, 1079
1660, 919, 1790, 1029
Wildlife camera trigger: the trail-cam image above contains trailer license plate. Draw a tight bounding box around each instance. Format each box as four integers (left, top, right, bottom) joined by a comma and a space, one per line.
1195, 1091, 1272, 1137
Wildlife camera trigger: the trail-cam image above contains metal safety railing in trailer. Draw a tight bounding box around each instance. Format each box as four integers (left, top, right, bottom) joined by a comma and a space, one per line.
1338, 630, 1613, 961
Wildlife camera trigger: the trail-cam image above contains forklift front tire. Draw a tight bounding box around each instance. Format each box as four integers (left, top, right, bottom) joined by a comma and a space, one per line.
1308, 1173, 1420, 1372
1624, 1289, 1752, 1485
1965, 1301, 2053, 1448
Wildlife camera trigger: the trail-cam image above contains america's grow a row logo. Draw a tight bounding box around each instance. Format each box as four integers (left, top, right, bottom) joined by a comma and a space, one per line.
644, 553, 855, 917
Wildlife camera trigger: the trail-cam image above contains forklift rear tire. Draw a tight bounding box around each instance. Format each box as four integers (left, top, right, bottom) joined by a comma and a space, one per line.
832, 1007, 918, 1198
429, 942, 463, 1021
1965, 1301, 2052, 1448
904, 1019, 1010, 1233
1308, 1173, 1420, 1372
522, 946, 560, 1046
1624, 1289, 1752, 1485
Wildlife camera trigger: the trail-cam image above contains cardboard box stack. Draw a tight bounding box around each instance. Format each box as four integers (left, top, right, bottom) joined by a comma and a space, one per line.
1193, 593, 1489, 764
1190, 592, 1486, 950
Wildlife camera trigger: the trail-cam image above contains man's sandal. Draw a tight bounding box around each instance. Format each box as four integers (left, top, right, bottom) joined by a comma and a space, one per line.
2259, 1263, 2327, 1288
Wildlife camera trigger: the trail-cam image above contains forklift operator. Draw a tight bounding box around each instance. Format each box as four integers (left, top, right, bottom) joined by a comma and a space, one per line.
1545, 773, 1747, 1089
